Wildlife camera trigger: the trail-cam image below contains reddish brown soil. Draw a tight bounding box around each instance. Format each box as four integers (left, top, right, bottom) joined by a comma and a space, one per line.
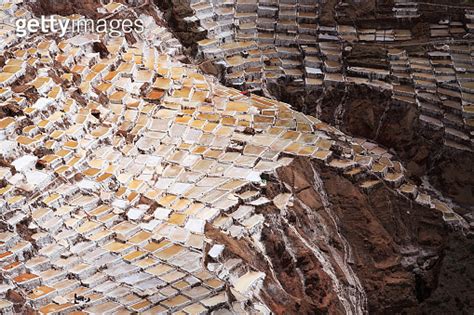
28, 0, 103, 19
208, 157, 473, 314
206, 223, 343, 314
278, 158, 472, 313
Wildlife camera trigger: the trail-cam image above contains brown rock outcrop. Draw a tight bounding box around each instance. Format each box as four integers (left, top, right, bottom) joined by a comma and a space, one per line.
290, 84, 474, 210
244, 157, 474, 313
29, 0, 102, 19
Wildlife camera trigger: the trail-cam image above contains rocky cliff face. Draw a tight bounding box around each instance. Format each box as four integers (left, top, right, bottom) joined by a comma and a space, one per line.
211, 156, 473, 313
301, 84, 474, 210
268, 80, 473, 210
